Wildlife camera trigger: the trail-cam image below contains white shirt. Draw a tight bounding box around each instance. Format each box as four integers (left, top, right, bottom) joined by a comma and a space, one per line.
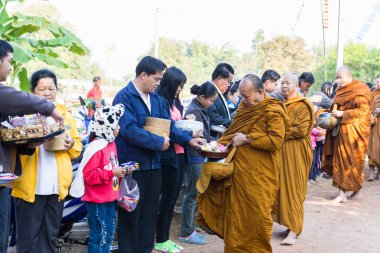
211, 81, 231, 120
35, 117, 59, 195
133, 81, 151, 113
35, 144, 59, 195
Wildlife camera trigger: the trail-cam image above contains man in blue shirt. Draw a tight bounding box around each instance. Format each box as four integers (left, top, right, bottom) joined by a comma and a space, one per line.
113, 56, 203, 253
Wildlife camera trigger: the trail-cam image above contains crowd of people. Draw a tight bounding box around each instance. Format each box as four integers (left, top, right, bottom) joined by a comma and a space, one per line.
0, 37, 378, 253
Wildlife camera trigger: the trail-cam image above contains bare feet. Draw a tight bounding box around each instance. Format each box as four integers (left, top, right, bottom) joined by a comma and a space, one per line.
330, 190, 347, 204
281, 231, 297, 245
348, 190, 361, 200
368, 167, 374, 181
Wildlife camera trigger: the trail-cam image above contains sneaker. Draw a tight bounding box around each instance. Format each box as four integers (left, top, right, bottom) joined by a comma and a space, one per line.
154, 241, 181, 253
178, 231, 207, 245
167, 240, 184, 251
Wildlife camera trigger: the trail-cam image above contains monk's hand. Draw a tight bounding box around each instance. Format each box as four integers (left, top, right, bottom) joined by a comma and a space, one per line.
232, 133, 250, 147
331, 110, 344, 118
188, 137, 206, 148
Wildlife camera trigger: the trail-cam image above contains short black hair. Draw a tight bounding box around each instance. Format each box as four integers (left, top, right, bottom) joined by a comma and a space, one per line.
299, 72, 315, 84
190, 81, 218, 99
261, 69, 280, 83
93, 76, 101, 82
211, 63, 234, 81
156, 66, 187, 108
136, 56, 167, 77
30, 69, 58, 91
0, 40, 14, 61
243, 74, 263, 90
321, 81, 333, 97
224, 80, 240, 96
366, 82, 373, 89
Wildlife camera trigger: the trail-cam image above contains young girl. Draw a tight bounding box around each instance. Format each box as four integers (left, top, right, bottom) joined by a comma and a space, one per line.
224, 80, 240, 114
81, 104, 126, 253
179, 81, 218, 245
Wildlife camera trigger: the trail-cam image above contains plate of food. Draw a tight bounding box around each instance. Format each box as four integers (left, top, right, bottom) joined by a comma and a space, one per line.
1, 114, 64, 145
199, 141, 228, 158
0, 173, 18, 184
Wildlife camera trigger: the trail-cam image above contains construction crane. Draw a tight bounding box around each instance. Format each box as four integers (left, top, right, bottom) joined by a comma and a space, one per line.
356, 0, 380, 42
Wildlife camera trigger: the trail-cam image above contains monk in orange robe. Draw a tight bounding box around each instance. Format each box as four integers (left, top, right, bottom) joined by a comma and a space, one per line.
271, 73, 314, 245
196, 74, 291, 253
322, 66, 371, 203
367, 79, 380, 181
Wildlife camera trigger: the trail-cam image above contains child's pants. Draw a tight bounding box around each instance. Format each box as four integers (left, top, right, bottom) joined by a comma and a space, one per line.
86, 201, 116, 253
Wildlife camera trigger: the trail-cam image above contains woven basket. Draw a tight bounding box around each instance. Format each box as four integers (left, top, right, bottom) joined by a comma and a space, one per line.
44, 133, 67, 152
145, 117, 171, 129
143, 126, 170, 138
144, 117, 170, 138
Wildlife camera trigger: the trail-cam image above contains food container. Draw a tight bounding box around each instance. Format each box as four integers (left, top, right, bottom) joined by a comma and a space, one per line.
1, 129, 65, 145
316, 112, 338, 129
199, 149, 229, 159
143, 117, 171, 138
175, 120, 203, 132
44, 132, 68, 152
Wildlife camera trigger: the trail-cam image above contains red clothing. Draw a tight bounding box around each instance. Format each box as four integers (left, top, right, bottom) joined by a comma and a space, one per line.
82, 141, 119, 203
87, 86, 102, 100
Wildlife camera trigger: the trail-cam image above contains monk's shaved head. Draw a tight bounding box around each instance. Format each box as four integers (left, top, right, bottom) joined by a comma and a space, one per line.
336, 65, 353, 86
239, 74, 264, 107
281, 73, 299, 99
241, 74, 263, 91
283, 73, 299, 85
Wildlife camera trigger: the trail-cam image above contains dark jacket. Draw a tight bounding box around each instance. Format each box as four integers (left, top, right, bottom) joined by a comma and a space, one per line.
113, 81, 191, 171
185, 98, 212, 164
0, 84, 55, 175
159, 96, 192, 168
207, 92, 231, 128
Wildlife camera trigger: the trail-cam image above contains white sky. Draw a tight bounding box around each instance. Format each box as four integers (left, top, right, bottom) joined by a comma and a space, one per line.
42, 0, 380, 79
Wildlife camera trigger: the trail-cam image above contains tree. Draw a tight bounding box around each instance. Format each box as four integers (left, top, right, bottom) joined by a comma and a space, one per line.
257, 35, 312, 76
311, 42, 380, 91
0, 0, 89, 91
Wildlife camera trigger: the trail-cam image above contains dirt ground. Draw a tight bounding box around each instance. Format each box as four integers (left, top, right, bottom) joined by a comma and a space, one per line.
10, 163, 378, 253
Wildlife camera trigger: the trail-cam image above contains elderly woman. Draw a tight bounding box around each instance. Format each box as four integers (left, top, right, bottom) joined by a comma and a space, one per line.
12, 69, 82, 253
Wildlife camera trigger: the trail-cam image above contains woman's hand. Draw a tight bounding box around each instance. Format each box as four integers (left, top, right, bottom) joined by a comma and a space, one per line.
64, 135, 75, 151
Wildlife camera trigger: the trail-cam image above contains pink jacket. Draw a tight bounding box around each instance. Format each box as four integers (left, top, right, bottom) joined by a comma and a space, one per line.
82, 142, 119, 203
311, 128, 318, 149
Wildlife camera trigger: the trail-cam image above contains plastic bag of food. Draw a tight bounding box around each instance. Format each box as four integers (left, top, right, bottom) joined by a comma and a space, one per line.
118, 173, 139, 212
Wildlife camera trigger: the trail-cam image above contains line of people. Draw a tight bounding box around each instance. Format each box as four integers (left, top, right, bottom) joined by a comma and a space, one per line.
0, 36, 376, 253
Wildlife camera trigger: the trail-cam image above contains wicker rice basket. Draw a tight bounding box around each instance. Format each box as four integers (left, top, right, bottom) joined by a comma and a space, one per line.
143, 117, 170, 138
44, 133, 67, 152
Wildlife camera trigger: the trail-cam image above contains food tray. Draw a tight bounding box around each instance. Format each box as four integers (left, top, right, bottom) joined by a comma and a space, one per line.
0, 173, 18, 184
1, 129, 65, 145
199, 149, 228, 159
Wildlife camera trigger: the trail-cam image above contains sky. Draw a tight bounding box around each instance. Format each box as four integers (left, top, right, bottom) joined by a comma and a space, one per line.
22, 0, 380, 79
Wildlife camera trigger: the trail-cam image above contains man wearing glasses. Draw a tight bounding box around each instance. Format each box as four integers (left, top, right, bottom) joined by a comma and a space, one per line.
207, 63, 235, 138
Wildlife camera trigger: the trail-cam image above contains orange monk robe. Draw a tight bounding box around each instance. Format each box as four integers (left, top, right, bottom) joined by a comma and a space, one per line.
367, 90, 380, 167
272, 95, 314, 236
322, 80, 371, 192
197, 97, 291, 253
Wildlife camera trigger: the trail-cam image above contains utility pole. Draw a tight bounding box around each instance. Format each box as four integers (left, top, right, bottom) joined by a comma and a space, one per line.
154, 6, 159, 58
336, 0, 344, 70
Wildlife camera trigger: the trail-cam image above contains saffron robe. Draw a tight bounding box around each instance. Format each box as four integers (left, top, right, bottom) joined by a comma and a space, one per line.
197, 97, 290, 253
272, 95, 314, 236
